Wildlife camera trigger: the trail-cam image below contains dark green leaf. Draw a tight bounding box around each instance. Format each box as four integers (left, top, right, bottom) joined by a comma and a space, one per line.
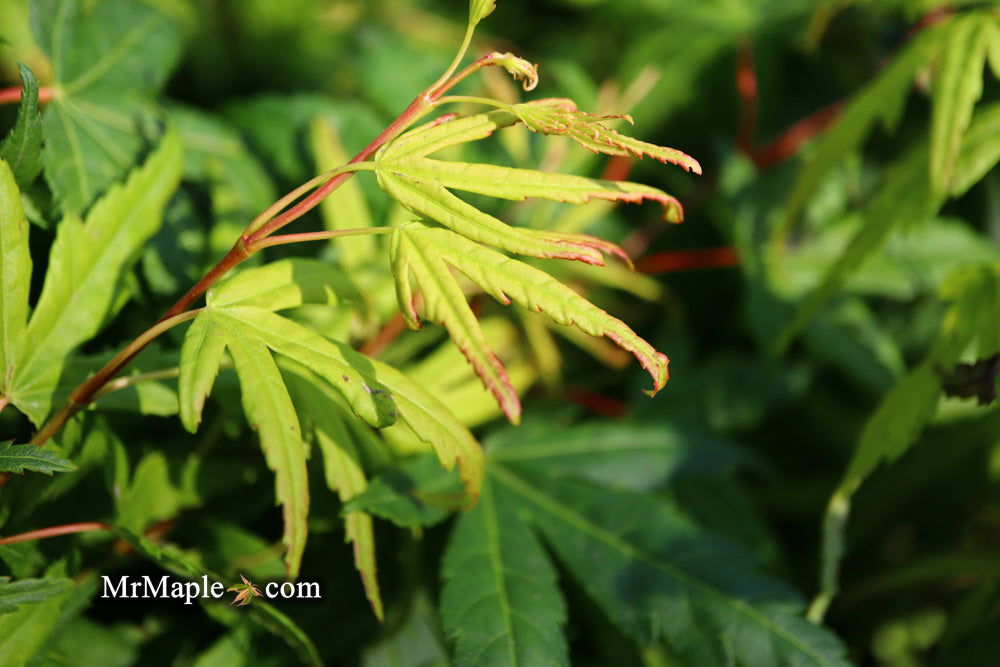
0, 63, 43, 188
440, 474, 568, 667
0, 440, 76, 475
345, 454, 466, 528
494, 465, 851, 667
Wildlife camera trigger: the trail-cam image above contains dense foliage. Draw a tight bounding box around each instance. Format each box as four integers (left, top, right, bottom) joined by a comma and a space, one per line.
0, 0, 998, 665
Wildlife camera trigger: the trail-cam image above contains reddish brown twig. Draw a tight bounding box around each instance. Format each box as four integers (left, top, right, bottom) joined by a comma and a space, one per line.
637, 246, 739, 274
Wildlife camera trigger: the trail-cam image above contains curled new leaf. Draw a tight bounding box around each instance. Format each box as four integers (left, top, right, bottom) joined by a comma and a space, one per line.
469, 0, 496, 27
479, 52, 539, 91
511, 99, 702, 174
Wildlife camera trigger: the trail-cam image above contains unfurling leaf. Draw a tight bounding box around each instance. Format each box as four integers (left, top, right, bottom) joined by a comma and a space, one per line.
479, 52, 539, 91
509, 99, 702, 174
375, 107, 691, 265
391, 222, 670, 420
469, 0, 496, 27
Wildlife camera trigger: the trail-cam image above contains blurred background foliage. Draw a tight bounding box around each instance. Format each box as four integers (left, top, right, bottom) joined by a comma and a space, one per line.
1, 0, 998, 665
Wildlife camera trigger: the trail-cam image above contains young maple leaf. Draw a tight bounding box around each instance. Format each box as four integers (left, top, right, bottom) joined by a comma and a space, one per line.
228, 574, 262, 606
510, 98, 703, 177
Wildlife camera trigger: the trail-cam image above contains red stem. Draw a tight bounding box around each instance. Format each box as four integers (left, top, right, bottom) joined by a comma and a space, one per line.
735, 41, 759, 158
0, 85, 54, 106
27, 54, 485, 449
0, 521, 111, 546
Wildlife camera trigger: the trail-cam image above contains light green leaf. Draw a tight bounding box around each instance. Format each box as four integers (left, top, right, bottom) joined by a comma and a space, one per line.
215, 327, 310, 579
116, 451, 196, 532
33, 0, 183, 212
0, 63, 43, 189
479, 52, 539, 91
495, 465, 851, 667
380, 157, 685, 223
205, 306, 483, 497
469, 0, 496, 27
779, 22, 948, 235
209, 306, 397, 429
9, 128, 183, 425
376, 169, 608, 265
178, 312, 228, 433
0, 441, 76, 475
391, 224, 522, 423
365, 353, 484, 499
0, 576, 71, 614
310, 116, 376, 268
930, 12, 991, 191
344, 454, 466, 528
392, 224, 670, 405
0, 159, 31, 397
282, 362, 384, 621
207, 258, 363, 313
440, 474, 568, 667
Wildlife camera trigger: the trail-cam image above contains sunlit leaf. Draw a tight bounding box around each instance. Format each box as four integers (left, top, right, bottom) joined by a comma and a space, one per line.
283, 362, 384, 621
391, 223, 669, 414
208, 258, 363, 313
178, 312, 228, 433
0, 567, 75, 660
0, 158, 31, 398
217, 330, 309, 579
8, 128, 183, 424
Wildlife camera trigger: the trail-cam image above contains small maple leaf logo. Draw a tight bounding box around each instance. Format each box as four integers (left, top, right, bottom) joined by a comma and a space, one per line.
227, 574, 262, 606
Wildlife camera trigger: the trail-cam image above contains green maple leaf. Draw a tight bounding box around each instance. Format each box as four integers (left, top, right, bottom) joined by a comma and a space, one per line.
32, 0, 183, 213
434, 422, 852, 667
390, 222, 669, 422
369, 100, 699, 420
178, 259, 484, 579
